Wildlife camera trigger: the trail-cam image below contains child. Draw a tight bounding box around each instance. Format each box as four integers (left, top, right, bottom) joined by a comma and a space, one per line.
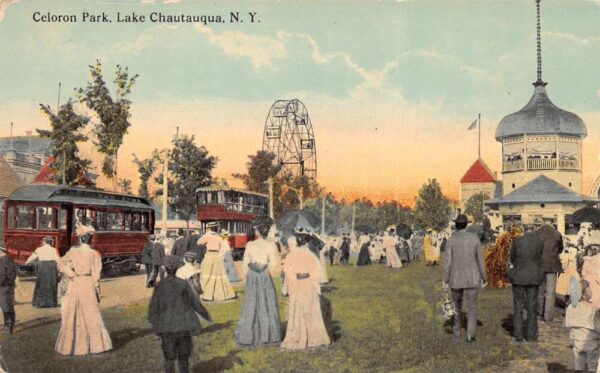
565, 280, 600, 372
148, 255, 211, 373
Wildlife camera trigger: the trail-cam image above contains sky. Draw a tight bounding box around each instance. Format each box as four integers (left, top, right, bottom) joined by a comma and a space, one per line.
0, 0, 599, 205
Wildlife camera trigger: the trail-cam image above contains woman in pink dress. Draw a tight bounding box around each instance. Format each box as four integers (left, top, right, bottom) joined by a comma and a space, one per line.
55, 230, 112, 355
281, 231, 331, 350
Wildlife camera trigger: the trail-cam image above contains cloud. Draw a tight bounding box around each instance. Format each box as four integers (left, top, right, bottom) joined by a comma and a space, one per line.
112, 24, 180, 54
543, 31, 600, 45
0, 0, 18, 23
193, 23, 287, 69
402, 49, 500, 84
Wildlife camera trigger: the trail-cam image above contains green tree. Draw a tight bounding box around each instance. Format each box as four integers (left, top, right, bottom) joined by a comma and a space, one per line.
37, 100, 92, 186
77, 60, 139, 183
232, 150, 280, 194
413, 179, 451, 231
116, 178, 132, 195
132, 150, 160, 199
464, 191, 490, 224
155, 135, 217, 224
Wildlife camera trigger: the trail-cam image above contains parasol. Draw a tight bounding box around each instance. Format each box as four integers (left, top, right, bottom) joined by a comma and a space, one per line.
277, 210, 321, 233
396, 223, 413, 240
355, 224, 376, 235
571, 207, 600, 226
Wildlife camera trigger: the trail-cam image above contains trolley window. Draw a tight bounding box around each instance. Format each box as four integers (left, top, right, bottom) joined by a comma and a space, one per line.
7, 206, 15, 229
107, 211, 123, 231
35, 207, 55, 230
58, 208, 68, 230
16, 206, 34, 229
141, 212, 150, 232
132, 212, 141, 231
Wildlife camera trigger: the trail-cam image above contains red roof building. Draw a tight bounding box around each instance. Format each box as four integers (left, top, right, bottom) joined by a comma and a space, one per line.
460, 158, 496, 183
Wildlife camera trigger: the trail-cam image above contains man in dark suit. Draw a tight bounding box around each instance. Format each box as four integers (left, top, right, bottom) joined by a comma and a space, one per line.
148, 255, 211, 373
509, 226, 543, 342
0, 247, 16, 334
187, 229, 204, 265
443, 214, 487, 343
171, 229, 188, 258
142, 235, 155, 287
533, 224, 562, 322
149, 237, 166, 287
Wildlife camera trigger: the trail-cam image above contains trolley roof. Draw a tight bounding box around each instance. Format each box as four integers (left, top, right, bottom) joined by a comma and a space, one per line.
195, 186, 268, 199
6, 184, 153, 210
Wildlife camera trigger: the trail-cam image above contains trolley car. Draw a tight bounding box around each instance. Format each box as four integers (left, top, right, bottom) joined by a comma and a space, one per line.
196, 187, 269, 259
3, 184, 154, 269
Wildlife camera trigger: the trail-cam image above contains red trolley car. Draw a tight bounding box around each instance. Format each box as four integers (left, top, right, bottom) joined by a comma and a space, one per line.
3, 184, 154, 268
196, 187, 269, 259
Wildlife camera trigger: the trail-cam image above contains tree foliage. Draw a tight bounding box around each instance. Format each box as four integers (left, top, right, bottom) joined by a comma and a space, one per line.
155, 135, 217, 222
412, 179, 451, 231
116, 178, 132, 195
464, 191, 490, 224
37, 100, 92, 186
232, 150, 280, 194
132, 150, 160, 199
77, 60, 138, 181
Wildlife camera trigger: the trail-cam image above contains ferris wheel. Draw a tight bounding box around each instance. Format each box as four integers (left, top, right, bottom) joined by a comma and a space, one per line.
262, 99, 317, 180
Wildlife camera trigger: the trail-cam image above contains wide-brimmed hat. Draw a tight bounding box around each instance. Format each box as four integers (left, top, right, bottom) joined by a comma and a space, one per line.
0, 247, 7, 253
206, 222, 218, 228
76, 224, 96, 237
220, 229, 230, 237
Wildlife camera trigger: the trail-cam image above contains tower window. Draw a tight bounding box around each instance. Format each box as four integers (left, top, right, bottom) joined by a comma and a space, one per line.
540, 203, 545, 208
512, 183, 516, 189
569, 182, 572, 187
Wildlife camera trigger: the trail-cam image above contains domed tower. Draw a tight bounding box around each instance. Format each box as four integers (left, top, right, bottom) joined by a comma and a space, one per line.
487, 0, 596, 233
496, 0, 586, 195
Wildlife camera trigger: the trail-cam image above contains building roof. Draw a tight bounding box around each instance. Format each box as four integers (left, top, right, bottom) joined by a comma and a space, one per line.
495, 85, 587, 141
460, 158, 496, 183
486, 175, 597, 208
0, 136, 52, 154
32, 157, 95, 187
0, 156, 24, 198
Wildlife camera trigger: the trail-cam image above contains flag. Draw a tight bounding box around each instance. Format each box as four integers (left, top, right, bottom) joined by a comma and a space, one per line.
467, 118, 478, 130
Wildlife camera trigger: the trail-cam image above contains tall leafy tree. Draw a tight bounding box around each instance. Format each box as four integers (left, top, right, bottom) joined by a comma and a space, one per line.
37, 100, 92, 186
155, 135, 217, 224
77, 60, 138, 183
464, 191, 490, 224
132, 150, 160, 199
413, 179, 451, 231
232, 150, 281, 194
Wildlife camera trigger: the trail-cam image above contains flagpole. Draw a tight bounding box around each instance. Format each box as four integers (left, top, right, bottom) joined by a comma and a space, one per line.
478, 113, 481, 159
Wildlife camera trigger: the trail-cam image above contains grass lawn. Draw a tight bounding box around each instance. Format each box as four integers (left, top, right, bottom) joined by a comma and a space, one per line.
0, 262, 532, 373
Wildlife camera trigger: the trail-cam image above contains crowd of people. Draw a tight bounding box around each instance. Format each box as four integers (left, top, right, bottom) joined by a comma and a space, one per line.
4, 211, 600, 372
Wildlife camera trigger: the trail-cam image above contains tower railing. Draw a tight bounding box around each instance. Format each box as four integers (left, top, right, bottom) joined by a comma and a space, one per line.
503, 158, 579, 172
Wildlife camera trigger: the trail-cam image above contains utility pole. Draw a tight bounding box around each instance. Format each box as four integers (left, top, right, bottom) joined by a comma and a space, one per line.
268, 176, 274, 220
57, 82, 66, 186
351, 202, 356, 235
161, 149, 169, 234
321, 196, 326, 234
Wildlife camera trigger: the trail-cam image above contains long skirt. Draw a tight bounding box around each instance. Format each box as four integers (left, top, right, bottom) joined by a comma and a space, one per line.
235, 264, 281, 346
223, 251, 239, 283
55, 276, 112, 355
386, 247, 402, 268
200, 252, 236, 301
356, 246, 371, 266
32, 261, 58, 308
318, 250, 329, 284
281, 281, 331, 350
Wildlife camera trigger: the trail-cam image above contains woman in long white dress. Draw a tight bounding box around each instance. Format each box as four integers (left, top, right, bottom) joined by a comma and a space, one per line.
199, 226, 236, 301
281, 232, 331, 350
55, 230, 112, 355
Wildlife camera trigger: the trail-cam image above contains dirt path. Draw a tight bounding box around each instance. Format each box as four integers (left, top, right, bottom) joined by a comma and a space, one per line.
492, 309, 574, 372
